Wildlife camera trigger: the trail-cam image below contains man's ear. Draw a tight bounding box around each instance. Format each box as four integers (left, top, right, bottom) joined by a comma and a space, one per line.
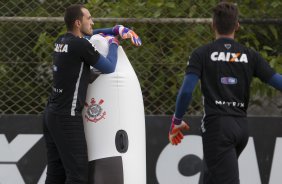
235, 22, 240, 31
212, 20, 219, 35
74, 19, 82, 28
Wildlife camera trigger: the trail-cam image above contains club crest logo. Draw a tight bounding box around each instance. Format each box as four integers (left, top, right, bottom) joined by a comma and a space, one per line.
85, 98, 106, 123
224, 43, 232, 50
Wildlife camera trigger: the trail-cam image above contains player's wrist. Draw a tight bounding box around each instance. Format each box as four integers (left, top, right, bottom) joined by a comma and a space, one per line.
112, 25, 123, 36
172, 115, 182, 125
109, 37, 119, 45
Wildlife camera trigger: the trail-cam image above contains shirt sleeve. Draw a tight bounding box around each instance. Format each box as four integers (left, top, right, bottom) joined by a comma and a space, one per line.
80, 39, 101, 67
185, 49, 202, 77
93, 44, 118, 74
268, 73, 282, 91
93, 27, 115, 35
253, 51, 275, 83
174, 73, 199, 119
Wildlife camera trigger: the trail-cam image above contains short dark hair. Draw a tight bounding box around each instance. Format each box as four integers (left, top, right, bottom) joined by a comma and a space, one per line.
212, 2, 239, 35
64, 4, 85, 31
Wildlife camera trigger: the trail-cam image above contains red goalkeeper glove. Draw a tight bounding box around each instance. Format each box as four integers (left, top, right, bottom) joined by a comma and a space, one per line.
168, 115, 189, 145
112, 25, 142, 46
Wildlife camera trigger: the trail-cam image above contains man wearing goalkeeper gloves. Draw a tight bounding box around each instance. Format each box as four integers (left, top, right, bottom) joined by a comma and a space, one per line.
169, 2, 282, 184
43, 4, 141, 184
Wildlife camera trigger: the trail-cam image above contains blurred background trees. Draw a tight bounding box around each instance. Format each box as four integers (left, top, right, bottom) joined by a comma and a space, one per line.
1, 0, 282, 115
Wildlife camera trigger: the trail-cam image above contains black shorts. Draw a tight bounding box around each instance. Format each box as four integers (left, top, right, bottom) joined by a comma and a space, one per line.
43, 107, 88, 184
201, 116, 249, 184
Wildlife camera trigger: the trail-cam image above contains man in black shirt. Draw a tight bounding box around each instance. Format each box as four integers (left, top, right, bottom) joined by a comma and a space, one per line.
169, 2, 282, 184
43, 4, 141, 184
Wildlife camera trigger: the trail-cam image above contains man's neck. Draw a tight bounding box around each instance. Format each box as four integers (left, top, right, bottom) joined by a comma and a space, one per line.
215, 32, 235, 40
68, 30, 83, 38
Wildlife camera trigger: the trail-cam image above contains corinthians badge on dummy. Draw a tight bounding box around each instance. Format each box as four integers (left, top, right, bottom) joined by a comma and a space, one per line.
85, 98, 106, 123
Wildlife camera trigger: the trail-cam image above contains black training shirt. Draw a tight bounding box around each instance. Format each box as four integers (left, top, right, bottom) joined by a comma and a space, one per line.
186, 38, 275, 117
47, 33, 100, 116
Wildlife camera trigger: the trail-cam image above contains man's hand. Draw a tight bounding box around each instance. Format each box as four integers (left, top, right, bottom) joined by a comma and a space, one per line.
169, 116, 190, 145
112, 25, 142, 46
100, 33, 119, 45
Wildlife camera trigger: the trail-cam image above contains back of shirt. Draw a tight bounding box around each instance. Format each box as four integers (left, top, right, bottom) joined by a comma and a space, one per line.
186, 38, 275, 117
47, 33, 100, 116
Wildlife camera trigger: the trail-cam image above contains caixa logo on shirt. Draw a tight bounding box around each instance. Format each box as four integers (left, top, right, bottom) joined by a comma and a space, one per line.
211, 52, 248, 63
54, 43, 68, 53
84, 98, 106, 123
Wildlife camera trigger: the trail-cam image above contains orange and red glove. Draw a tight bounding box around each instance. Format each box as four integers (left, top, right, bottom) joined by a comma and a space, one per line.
168, 115, 189, 145
113, 25, 142, 46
